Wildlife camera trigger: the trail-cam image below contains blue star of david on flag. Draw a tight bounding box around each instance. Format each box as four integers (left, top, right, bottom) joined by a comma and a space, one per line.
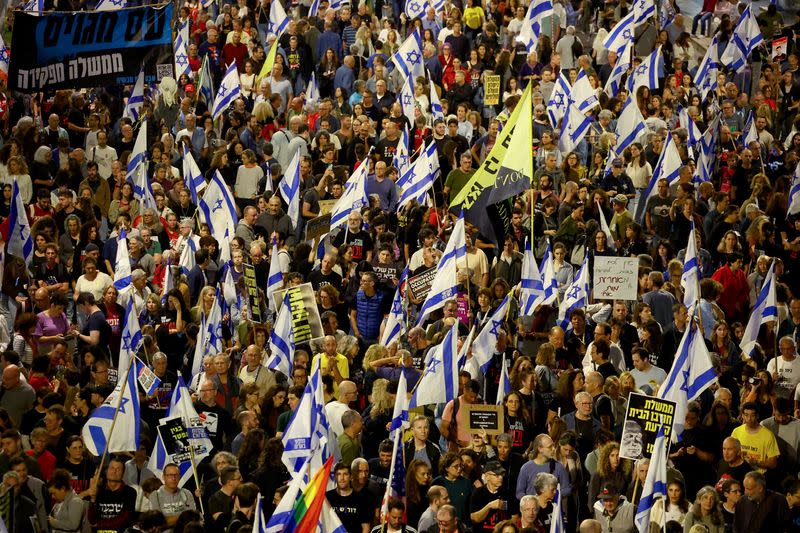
426, 357, 440, 375
405, 50, 421, 65
213, 199, 223, 211
489, 319, 503, 337
176, 54, 188, 67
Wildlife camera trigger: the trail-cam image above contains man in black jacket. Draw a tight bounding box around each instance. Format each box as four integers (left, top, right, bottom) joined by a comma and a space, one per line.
404, 415, 442, 478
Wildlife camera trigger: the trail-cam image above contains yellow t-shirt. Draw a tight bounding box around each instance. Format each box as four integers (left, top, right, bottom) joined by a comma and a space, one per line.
731, 425, 780, 473
463, 6, 485, 29
312, 353, 350, 395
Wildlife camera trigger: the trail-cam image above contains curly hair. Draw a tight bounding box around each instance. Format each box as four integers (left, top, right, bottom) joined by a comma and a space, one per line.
597, 441, 621, 479
690, 485, 724, 526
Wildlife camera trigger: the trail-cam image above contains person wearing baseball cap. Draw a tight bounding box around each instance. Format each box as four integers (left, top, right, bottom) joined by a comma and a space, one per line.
609, 193, 633, 248
469, 460, 510, 531
599, 157, 636, 202
594, 482, 635, 532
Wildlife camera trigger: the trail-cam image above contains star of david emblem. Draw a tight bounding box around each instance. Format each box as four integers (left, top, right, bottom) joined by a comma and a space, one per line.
110, 0, 125, 5
426, 357, 440, 374
405, 50, 421, 65
409, 0, 421, 12
639, 0, 646, 8
176, 53, 188, 67
217, 86, 227, 99
0, 47, 9, 62
118, 396, 130, 414
122, 332, 132, 351
567, 285, 582, 299
212, 198, 223, 212
553, 92, 565, 109
403, 94, 414, 106
680, 368, 690, 392
18, 223, 26, 239
398, 154, 409, 167
622, 28, 633, 40
392, 299, 403, 315
636, 65, 648, 75
489, 319, 502, 337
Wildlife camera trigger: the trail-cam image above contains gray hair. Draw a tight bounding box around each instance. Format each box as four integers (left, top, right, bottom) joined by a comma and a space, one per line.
214, 451, 238, 470
152, 352, 167, 363
341, 409, 361, 429
574, 391, 592, 404
520, 494, 538, 510
533, 472, 558, 495
744, 471, 766, 488
598, 109, 613, 120
496, 433, 513, 446
131, 269, 147, 281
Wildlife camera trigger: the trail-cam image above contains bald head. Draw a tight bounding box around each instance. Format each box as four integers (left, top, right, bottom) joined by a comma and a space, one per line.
338, 380, 357, 401
2, 366, 20, 390
579, 519, 602, 533
585, 371, 604, 393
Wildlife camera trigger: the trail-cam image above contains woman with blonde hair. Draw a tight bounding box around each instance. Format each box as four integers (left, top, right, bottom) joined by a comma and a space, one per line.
190, 285, 217, 324
587, 442, 628, 509
362, 378, 393, 457
362, 343, 389, 397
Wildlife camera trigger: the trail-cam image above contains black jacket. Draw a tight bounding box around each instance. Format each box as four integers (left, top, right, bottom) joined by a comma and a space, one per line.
404, 439, 442, 478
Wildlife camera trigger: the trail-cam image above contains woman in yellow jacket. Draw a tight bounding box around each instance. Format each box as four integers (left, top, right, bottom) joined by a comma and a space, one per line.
462, 0, 485, 40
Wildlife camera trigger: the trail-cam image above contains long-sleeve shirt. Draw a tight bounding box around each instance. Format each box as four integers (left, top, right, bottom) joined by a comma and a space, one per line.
515, 459, 572, 500
366, 176, 398, 212
50, 490, 86, 533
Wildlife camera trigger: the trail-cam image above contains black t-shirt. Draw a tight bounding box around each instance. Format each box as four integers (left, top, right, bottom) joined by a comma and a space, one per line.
92, 484, 138, 533
716, 458, 752, 485
308, 269, 343, 292
67, 107, 86, 148
374, 136, 399, 162
209, 488, 234, 524
470, 485, 510, 532
326, 489, 370, 533
83, 310, 112, 357
332, 229, 373, 262
61, 458, 94, 494
36, 262, 69, 287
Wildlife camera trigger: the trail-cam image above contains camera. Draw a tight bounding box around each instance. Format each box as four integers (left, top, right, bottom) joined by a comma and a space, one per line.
748, 377, 761, 385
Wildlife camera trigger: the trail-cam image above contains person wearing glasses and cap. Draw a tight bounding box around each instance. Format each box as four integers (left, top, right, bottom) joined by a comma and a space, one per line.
469, 460, 510, 532
593, 482, 635, 533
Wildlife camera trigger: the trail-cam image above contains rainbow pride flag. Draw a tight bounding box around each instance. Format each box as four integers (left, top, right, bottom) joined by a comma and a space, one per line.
289, 455, 335, 533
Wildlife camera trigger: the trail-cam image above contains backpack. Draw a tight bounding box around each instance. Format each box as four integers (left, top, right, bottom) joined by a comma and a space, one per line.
571, 36, 583, 60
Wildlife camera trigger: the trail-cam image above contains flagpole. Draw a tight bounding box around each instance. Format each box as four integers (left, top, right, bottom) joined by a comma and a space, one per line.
187, 439, 205, 516
93, 355, 137, 488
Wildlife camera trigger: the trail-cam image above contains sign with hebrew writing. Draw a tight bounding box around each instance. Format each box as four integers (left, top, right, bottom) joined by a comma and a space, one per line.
10, 4, 174, 91
619, 393, 676, 460
273, 283, 324, 343
593, 256, 639, 301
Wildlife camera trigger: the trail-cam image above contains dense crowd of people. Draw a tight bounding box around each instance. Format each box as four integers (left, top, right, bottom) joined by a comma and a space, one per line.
1, 0, 800, 532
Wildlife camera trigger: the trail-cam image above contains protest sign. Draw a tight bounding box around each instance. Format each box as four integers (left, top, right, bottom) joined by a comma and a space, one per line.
10, 4, 174, 90
484, 75, 501, 106
273, 283, 324, 343
407, 267, 436, 301
462, 404, 504, 435
318, 199, 337, 215
773, 36, 788, 62
593, 256, 639, 300
619, 393, 676, 460
305, 213, 331, 241
242, 263, 263, 324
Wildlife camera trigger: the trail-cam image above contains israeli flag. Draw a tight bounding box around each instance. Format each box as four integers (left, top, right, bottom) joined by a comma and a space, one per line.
740, 261, 777, 356
788, 161, 800, 217
96, 0, 128, 10
330, 153, 370, 230
393, 127, 411, 177
127, 122, 156, 211
695, 36, 720, 101
182, 146, 207, 205
742, 111, 759, 148
160, 256, 174, 304
391, 30, 425, 80
635, 425, 669, 533
174, 21, 191, 78
267, 236, 283, 312
398, 141, 438, 210
557, 254, 590, 329
147, 377, 214, 487
627, 46, 661, 92
472, 294, 511, 373
658, 314, 717, 442
679, 107, 702, 147
597, 202, 616, 252
399, 74, 416, 127
572, 69, 599, 113
604, 40, 632, 98
410, 324, 459, 408
405, 0, 426, 20
429, 77, 444, 122
191, 290, 223, 376
118, 297, 143, 372
268, 0, 289, 38
516, 0, 553, 52
7, 179, 33, 265
547, 72, 571, 129
389, 363, 410, 438
681, 223, 700, 308
615, 96, 648, 154
212, 62, 241, 121
123, 68, 145, 122
267, 293, 294, 377
417, 212, 467, 325
306, 72, 321, 106
719, 5, 763, 73
222, 266, 238, 308
279, 151, 302, 230
22, 0, 43, 13
253, 495, 268, 533
495, 353, 511, 405
537, 243, 558, 308
113, 229, 132, 290
558, 103, 592, 154
604, 11, 636, 55
198, 171, 238, 243
551, 484, 566, 533
266, 458, 308, 531
632, 0, 655, 25
82, 363, 140, 456
519, 239, 544, 316
380, 267, 409, 347
635, 131, 682, 223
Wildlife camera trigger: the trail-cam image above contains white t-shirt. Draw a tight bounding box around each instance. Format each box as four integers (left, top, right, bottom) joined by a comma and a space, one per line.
768, 355, 800, 397
630, 365, 668, 392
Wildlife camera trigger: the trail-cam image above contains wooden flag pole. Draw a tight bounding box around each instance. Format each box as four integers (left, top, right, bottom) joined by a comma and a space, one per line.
187, 437, 205, 516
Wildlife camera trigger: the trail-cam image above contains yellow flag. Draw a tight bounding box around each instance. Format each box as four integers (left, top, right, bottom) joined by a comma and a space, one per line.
450, 82, 534, 209
257, 37, 280, 86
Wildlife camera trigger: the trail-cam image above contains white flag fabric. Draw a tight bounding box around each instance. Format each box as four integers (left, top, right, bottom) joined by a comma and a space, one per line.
696, 36, 720, 101
740, 262, 777, 356
123, 68, 145, 122
191, 290, 224, 376
279, 150, 302, 229
604, 11, 636, 54
627, 46, 661, 92
265, 458, 307, 532
127, 122, 156, 211
534, 243, 558, 309
399, 73, 416, 127
330, 155, 369, 230
405, 0, 426, 21
174, 21, 191, 78
789, 161, 800, 217
632, 0, 655, 25
472, 294, 511, 373
398, 141, 438, 210
658, 318, 717, 442
597, 202, 617, 251
7, 179, 33, 265
558, 255, 590, 329
547, 72, 571, 129
417, 213, 467, 325
681, 224, 699, 308
615, 96, 648, 154
719, 5, 763, 73
182, 147, 207, 205
268, 0, 289, 38
267, 237, 283, 312
82, 363, 140, 456
634, 131, 682, 222
410, 324, 459, 408
634, 426, 669, 533
391, 30, 425, 80
393, 127, 411, 177
306, 72, 321, 105
380, 267, 409, 347
495, 353, 511, 405
198, 170, 238, 246
558, 103, 592, 154
429, 77, 444, 121
212, 62, 242, 121
267, 293, 294, 377
572, 70, 599, 113
604, 40, 632, 97
113, 229, 132, 290
742, 111, 759, 148
118, 297, 143, 373
519, 238, 544, 316
388, 365, 410, 439
516, 0, 553, 52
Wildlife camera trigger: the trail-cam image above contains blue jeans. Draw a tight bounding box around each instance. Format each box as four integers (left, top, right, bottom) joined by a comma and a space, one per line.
692, 12, 713, 35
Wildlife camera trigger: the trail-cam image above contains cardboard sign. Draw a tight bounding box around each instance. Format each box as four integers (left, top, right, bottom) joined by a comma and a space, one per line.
619, 393, 676, 460
593, 256, 639, 300
462, 404, 505, 436
243, 263, 263, 324
773, 36, 788, 62
318, 199, 337, 216
484, 75, 502, 106
273, 283, 324, 343
305, 213, 331, 241
407, 267, 436, 301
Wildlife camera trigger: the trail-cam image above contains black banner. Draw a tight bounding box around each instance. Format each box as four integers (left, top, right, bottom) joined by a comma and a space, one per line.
619, 393, 676, 460
10, 4, 174, 91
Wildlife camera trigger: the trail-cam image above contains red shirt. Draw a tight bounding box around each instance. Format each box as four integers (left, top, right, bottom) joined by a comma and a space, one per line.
26, 449, 56, 482
711, 263, 748, 319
